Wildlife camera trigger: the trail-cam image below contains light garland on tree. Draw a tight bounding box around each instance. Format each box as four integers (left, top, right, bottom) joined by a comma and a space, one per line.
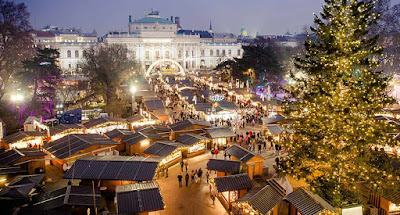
278, 0, 400, 208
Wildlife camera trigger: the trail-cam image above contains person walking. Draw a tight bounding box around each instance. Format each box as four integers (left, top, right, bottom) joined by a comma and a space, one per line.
177, 174, 183, 187
166, 167, 169, 178
275, 144, 279, 156
185, 161, 189, 172
229, 154, 231, 160
191, 170, 195, 183
185, 173, 189, 186
206, 171, 210, 183
258, 144, 262, 154
180, 160, 184, 172
214, 148, 219, 158
279, 145, 282, 155
198, 168, 203, 181
224, 151, 227, 160
275, 157, 280, 168
211, 194, 215, 205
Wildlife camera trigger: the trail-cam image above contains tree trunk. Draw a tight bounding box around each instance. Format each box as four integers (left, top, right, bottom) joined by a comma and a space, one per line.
31, 79, 38, 115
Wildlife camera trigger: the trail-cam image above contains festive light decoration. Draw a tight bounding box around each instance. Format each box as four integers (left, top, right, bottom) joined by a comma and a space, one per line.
279, 0, 400, 207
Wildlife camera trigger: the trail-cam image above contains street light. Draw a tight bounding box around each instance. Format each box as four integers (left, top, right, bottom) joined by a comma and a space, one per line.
11, 94, 23, 102
130, 86, 137, 116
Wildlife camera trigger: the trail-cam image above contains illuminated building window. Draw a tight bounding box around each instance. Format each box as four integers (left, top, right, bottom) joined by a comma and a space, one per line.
222, 50, 226, 57
228, 50, 232, 56
75, 50, 79, 58
178, 50, 182, 58
186, 50, 189, 57
216, 50, 220, 57
210, 50, 214, 56
237, 50, 241, 56
201, 50, 205, 57
67, 50, 71, 58
145, 51, 150, 59
192, 50, 195, 57
155, 51, 160, 59
165, 51, 170, 58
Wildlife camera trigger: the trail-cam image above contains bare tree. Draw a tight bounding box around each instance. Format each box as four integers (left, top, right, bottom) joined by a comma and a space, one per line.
0, 0, 34, 101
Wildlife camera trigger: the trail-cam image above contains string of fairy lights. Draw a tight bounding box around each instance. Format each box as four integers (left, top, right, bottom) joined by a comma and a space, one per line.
279, 0, 400, 207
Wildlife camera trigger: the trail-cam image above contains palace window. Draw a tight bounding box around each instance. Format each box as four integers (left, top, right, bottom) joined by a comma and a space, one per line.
201, 50, 205, 57
192, 50, 195, 57
75, 50, 79, 58
178, 50, 182, 58
210, 50, 214, 56
186, 50, 189, 57
222, 50, 226, 57
67, 50, 71, 58
228, 50, 232, 56
155, 51, 160, 59
216, 50, 220, 57
145, 51, 150, 59
237, 50, 241, 56
165, 51, 170, 58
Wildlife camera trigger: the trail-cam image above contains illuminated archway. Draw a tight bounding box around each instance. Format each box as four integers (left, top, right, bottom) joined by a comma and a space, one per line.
146, 59, 185, 77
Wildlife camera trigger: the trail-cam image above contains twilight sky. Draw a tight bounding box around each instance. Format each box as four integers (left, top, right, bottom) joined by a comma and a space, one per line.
17, 0, 331, 36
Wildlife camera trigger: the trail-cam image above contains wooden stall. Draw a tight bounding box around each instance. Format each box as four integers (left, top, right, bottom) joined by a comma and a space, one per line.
2, 131, 46, 149
48, 124, 84, 142
204, 127, 235, 150
64, 156, 159, 192
121, 132, 165, 156
143, 141, 184, 168
210, 173, 254, 210
169, 119, 211, 139
225, 145, 264, 180
83, 117, 128, 134
232, 179, 285, 215
175, 133, 210, 158
43, 134, 119, 170
0, 148, 46, 174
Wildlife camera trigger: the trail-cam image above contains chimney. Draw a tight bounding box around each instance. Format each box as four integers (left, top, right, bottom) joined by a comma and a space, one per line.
170, 16, 174, 23
175, 16, 180, 25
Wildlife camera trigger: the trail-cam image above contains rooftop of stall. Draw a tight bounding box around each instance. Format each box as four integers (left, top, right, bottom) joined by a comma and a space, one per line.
116, 182, 165, 214
83, 117, 127, 134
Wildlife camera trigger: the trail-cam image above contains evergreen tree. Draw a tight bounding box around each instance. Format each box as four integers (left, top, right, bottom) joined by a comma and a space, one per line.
23, 48, 61, 117
279, 0, 400, 207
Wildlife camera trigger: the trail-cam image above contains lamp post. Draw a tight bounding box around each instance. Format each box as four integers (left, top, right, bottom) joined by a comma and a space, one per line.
130, 86, 137, 116
11, 94, 24, 125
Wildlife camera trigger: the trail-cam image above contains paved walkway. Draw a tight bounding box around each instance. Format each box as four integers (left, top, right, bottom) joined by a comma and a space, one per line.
156, 153, 228, 215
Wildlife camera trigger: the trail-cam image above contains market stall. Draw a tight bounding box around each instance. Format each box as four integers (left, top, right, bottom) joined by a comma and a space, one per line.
48, 124, 84, 142
2, 131, 47, 149
204, 127, 235, 150
143, 141, 185, 168
225, 145, 264, 180
210, 173, 254, 210
83, 117, 128, 134
175, 133, 210, 158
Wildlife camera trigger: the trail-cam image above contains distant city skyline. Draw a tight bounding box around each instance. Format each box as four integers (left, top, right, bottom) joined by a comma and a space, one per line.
18, 0, 327, 36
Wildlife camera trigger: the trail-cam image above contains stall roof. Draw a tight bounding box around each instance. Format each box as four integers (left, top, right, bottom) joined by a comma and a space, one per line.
105, 129, 133, 140
134, 125, 171, 134
145, 99, 165, 111
2, 131, 46, 144
213, 173, 253, 192
116, 182, 164, 214
64, 156, 159, 181
135, 90, 158, 98
0, 183, 35, 199
231, 88, 250, 95
194, 103, 212, 112
0, 148, 47, 166
286, 187, 339, 215
235, 179, 285, 215
198, 90, 210, 98
205, 127, 235, 139
179, 79, 193, 87
126, 114, 158, 123
30, 185, 101, 211
9, 174, 45, 186
266, 124, 284, 135
0, 174, 45, 199
175, 134, 209, 146
262, 114, 285, 124
122, 132, 164, 145
83, 117, 126, 129
44, 134, 118, 159
0, 166, 26, 175
49, 124, 82, 136
169, 119, 211, 131
226, 145, 258, 163
206, 159, 241, 173
218, 101, 237, 110
143, 141, 185, 157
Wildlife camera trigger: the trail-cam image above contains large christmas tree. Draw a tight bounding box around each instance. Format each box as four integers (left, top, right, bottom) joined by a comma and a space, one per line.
280, 0, 400, 207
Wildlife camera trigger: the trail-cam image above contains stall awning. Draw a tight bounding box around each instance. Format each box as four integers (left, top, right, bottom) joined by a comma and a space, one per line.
218, 101, 237, 110
261, 114, 285, 124
105, 129, 133, 140
194, 103, 212, 112
0, 148, 47, 166
2, 131, 46, 144
122, 132, 164, 146
169, 119, 211, 131
225, 145, 257, 163
143, 141, 185, 157
49, 124, 82, 136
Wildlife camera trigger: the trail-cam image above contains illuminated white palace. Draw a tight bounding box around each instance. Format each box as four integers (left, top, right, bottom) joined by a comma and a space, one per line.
104, 11, 243, 73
